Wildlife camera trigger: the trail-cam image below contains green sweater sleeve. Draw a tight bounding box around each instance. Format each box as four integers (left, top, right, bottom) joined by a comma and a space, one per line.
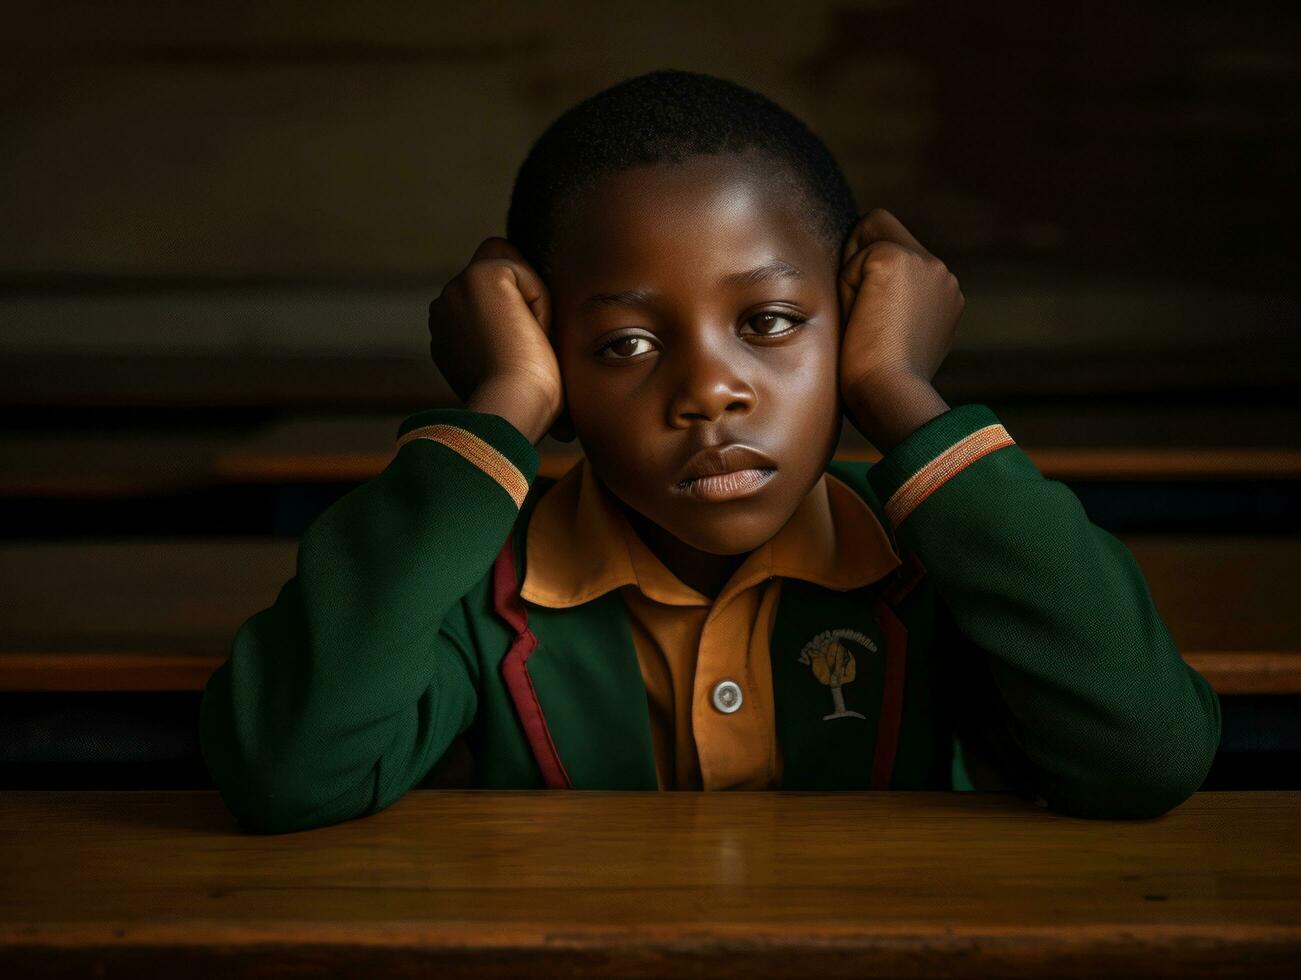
866, 403, 1222, 820
199, 407, 540, 834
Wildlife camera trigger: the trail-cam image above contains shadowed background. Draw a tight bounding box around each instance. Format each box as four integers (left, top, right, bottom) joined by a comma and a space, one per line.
1, 0, 1298, 790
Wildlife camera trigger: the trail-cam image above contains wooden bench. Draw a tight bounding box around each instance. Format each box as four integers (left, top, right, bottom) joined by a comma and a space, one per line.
5, 408, 1300, 497
215, 414, 1301, 483
1, 536, 1296, 694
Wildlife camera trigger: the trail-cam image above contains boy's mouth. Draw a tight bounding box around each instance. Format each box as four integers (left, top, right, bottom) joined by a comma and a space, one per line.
676, 443, 778, 483
674, 467, 777, 502
673, 443, 779, 502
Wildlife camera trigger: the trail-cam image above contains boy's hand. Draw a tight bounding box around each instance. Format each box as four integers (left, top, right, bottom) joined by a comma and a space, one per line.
837, 209, 961, 453
428, 237, 573, 445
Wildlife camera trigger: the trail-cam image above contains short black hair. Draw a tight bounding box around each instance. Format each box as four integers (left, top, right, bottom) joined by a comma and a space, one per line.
506, 69, 859, 280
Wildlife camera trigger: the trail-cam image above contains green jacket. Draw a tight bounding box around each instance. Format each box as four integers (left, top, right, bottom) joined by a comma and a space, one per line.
199, 402, 1222, 834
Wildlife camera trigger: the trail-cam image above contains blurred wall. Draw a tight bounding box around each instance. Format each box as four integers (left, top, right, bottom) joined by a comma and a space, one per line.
3, 0, 1298, 354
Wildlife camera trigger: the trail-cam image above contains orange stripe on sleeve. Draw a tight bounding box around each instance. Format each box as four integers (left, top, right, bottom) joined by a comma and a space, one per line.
884, 423, 1015, 526
397, 423, 530, 508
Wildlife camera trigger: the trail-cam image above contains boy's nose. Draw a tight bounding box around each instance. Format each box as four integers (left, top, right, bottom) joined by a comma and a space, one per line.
667, 348, 756, 425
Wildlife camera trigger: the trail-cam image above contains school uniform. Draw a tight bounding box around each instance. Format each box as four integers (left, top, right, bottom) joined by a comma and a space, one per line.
521, 445, 906, 792
199, 402, 1222, 834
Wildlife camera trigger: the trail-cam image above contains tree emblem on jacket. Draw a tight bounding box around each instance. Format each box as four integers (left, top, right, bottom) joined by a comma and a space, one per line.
797, 629, 876, 720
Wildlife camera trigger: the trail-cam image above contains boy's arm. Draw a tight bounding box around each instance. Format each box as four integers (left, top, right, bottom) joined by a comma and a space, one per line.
199, 407, 539, 834
864, 402, 1222, 820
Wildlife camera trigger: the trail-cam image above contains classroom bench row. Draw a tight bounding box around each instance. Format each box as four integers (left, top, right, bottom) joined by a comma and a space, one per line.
4, 404, 1301, 497
0, 535, 1296, 694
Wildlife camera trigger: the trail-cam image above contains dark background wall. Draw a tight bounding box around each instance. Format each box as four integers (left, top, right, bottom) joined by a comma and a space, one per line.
1, 1, 1298, 792
4, 0, 1298, 358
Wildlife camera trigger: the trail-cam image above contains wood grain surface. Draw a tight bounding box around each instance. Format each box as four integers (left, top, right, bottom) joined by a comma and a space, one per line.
1, 790, 1298, 977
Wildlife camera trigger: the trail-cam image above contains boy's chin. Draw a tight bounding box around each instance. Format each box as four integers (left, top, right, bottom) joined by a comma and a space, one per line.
662, 511, 786, 556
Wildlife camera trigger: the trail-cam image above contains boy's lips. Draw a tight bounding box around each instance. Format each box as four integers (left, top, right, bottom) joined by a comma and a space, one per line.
674, 467, 777, 502
675, 444, 779, 484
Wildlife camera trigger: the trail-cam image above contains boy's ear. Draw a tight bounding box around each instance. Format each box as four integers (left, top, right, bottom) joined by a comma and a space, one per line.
548, 406, 576, 443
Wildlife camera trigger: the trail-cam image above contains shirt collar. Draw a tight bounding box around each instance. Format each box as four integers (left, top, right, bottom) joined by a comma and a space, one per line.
520, 457, 901, 610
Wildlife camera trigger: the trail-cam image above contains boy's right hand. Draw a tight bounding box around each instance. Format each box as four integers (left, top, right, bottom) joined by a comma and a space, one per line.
428, 237, 571, 445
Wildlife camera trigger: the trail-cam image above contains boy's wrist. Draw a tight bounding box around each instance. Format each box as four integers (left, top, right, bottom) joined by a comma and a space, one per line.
844, 373, 950, 455
466, 377, 555, 445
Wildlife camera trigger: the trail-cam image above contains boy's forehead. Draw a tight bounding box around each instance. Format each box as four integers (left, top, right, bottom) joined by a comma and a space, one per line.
550, 155, 825, 288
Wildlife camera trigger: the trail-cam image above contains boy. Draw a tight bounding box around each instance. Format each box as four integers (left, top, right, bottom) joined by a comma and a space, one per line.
200, 70, 1221, 834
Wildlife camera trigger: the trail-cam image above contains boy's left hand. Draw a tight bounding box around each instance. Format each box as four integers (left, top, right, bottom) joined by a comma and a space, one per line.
837, 208, 963, 452
838, 208, 963, 394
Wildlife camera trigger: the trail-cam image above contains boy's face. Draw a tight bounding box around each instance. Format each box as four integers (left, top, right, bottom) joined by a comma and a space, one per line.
545, 152, 844, 556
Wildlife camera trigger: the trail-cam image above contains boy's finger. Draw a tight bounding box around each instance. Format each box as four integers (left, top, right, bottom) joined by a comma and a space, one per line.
868, 208, 932, 257
840, 220, 866, 269
841, 208, 932, 267
839, 240, 911, 321
837, 245, 873, 320
508, 257, 552, 334
840, 223, 858, 269
470, 238, 551, 333
471, 236, 520, 262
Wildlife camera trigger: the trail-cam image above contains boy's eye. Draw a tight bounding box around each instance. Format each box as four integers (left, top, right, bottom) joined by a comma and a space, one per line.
599, 336, 652, 360
596, 311, 806, 361
743, 312, 803, 337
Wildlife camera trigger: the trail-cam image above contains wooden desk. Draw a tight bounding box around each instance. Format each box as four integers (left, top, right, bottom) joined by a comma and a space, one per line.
1, 790, 1297, 977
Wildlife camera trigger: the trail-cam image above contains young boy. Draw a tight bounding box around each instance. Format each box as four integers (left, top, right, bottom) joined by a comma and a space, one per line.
199, 70, 1222, 834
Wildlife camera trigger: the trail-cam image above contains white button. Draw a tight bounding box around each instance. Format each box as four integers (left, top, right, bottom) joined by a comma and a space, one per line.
712, 679, 743, 714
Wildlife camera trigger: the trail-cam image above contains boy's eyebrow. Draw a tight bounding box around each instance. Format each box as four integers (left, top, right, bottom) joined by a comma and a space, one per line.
720, 259, 806, 289
577, 260, 806, 314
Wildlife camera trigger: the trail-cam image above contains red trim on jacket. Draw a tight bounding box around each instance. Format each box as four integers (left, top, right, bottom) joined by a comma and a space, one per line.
492, 525, 926, 793
492, 533, 573, 789
871, 549, 928, 789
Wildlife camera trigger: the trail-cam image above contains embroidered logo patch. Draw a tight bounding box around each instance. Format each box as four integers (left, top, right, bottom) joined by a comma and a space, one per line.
797, 629, 876, 721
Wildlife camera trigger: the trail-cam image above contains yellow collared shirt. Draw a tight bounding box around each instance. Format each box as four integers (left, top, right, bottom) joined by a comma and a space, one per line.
520, 458, 901, 790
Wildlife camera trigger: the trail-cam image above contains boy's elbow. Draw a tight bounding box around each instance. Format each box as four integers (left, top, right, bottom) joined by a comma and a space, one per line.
1045, 680, 1222, 822
1136, 668, 1225, 817
229, 797, 345, 836
199, 679, 374, 835
208, 763, 378, 835
202, 731, 380, 834
1046, 762, 1211, 821
215, 786, 302, 835
202, 743, 315, 835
